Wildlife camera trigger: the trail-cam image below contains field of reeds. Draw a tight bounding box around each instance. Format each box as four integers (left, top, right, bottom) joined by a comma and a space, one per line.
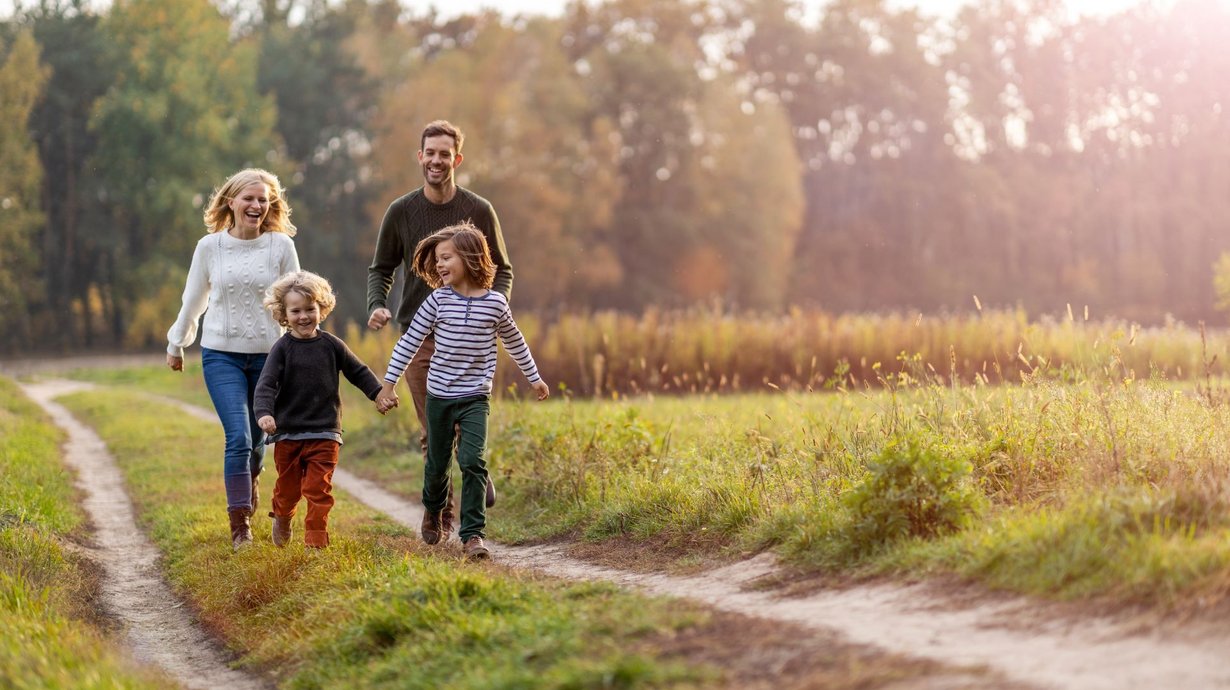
65, 309, 1230, 611
334, 307, 1230, 399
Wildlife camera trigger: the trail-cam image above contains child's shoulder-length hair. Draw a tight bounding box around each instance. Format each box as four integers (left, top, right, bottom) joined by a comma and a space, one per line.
263, 271, 337, 325
411, 222, 495, 290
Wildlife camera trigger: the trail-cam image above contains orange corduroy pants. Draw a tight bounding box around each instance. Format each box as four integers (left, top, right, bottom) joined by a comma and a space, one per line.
271, 439, 339, 548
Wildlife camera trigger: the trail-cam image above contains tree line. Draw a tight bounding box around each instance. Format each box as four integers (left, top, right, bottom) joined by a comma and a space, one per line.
2, 0, 1228, 355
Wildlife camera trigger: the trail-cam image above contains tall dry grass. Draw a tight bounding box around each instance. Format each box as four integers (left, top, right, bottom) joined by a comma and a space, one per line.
341, 307, 1230, 398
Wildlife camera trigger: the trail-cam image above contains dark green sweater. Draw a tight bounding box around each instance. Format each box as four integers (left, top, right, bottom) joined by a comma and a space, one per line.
366, 186, 513, 332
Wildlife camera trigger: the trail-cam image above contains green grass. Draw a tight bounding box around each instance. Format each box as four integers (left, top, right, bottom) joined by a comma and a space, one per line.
58, 388, 725, 689
67, 348, 1230, 611
0, 376, 170, 689
344, 371, 1230, 610
67, 332, 1230, 610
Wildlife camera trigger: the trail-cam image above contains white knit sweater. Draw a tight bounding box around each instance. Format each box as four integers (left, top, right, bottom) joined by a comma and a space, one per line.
166, 230, 300, 358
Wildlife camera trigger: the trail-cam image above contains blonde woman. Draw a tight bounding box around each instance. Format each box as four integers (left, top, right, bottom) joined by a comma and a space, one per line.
166, 168, 300, 550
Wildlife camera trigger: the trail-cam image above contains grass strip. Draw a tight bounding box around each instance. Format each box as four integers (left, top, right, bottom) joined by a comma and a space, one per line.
59, 388, 716, 689
0, 375, 170, 689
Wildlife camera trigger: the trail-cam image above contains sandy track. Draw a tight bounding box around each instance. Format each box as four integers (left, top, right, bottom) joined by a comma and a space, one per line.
20, 381, 269, 690
28, 378, 1230, 690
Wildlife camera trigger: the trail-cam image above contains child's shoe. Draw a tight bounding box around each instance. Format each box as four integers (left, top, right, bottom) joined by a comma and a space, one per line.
270, 512, 292, 547
421, 510, 442, 545
463, 536, 490, 561
486, 478, 496, 508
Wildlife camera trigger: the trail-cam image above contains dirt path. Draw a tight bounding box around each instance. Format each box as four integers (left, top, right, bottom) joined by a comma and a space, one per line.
28, 378, 1230, 690
20, 381, 268, 690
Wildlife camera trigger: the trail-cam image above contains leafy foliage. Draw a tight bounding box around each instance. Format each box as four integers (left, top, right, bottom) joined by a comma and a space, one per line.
0, 30, 47, 350
842, 440, 983, 554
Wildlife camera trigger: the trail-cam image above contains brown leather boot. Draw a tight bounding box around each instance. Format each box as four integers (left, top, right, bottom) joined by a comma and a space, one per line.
269, 512, 292, 547
228, 508, 253, 551
421, 509, 442, 545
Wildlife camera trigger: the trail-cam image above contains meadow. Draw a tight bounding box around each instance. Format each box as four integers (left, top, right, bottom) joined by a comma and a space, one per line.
0, 377, 171, 689
68, 309, 1230, 612
6, 383, 940, 689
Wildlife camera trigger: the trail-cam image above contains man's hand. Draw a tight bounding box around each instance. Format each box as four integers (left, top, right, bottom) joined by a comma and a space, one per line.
368, 308, 392, 330
167, 354, 184, 371
257, 415, 277, 434
532, 380, 550, 401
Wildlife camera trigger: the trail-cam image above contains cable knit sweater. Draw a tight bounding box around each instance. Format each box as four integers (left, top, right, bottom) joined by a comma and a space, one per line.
166, 230, 300, 358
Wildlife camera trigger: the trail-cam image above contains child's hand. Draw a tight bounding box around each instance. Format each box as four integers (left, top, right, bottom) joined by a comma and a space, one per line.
531, 380, 550, 401
376, 384, 399, 414
258, 415, 277, 434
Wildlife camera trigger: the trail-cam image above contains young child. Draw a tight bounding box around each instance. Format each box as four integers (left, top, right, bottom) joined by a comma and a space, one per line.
378, 222, 549, 561
254, 271, 394, 548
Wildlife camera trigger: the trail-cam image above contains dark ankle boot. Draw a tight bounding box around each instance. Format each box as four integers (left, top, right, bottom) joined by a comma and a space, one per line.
228, 507, 253, 551
269, 512, 292, 547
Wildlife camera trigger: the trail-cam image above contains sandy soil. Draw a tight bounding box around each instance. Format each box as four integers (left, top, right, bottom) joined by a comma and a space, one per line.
22, 377, 1230, 689
20, 380, 269, 690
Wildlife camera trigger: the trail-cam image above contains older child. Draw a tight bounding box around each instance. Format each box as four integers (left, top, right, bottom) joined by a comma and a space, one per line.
254, 271, 393, 548
378, 222, 549, 560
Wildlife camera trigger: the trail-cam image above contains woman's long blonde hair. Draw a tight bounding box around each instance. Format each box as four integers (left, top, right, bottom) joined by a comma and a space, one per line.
202, 168, 297, 236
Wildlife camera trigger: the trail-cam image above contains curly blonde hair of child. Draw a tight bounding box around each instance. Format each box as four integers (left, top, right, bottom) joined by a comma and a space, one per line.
411, 222, 495, 290
203, 168, 297, 236
264, 271, 337, 326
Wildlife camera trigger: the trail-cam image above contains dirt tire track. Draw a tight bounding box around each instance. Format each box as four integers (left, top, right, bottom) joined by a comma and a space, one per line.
33, 378, 1230, 690
20, 380, 269, 690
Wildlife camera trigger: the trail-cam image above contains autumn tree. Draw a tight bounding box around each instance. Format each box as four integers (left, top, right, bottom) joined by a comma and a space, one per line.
89, 0, 279, 345
0, 30, 49, 352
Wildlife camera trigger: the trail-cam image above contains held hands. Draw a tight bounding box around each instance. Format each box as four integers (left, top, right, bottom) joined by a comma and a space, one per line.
531, 380, 551, 401
257, 415, 277, 434
167, 354, 184, 371
368, 308, 392, 330
376, 382, 399, 414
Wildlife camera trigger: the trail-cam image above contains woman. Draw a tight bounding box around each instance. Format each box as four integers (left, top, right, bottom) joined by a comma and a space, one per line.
166, 168, 300, 550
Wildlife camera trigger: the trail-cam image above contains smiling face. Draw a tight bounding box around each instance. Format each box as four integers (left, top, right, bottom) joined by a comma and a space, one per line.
228, 182, 271, 234
417, 134, 462, 190
283, 289, 321, 339
434, 239, 471, 291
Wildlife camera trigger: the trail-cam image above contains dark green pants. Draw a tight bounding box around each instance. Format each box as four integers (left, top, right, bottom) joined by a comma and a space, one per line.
424, 393, 490, 541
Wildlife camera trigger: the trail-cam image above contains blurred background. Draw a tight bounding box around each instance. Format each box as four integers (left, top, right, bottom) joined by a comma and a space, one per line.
2, 0, 1228, 357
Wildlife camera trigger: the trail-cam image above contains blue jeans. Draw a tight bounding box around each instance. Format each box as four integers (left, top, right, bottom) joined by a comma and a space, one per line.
201, 347, 267, 511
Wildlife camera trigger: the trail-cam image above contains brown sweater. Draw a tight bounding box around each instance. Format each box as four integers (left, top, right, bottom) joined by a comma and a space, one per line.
366, 186, 513, 332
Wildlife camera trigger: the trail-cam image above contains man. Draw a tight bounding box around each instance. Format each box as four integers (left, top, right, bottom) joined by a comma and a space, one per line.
367, 120, 511, 541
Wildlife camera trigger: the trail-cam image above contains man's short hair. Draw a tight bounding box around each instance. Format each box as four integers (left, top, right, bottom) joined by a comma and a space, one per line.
421, 120, 464, 153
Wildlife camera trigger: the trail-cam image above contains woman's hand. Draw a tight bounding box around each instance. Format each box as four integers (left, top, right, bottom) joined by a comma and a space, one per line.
167, 354, 184, 371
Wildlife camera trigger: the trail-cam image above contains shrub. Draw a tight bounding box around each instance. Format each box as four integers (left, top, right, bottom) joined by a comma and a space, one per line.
843, 440, 983, 554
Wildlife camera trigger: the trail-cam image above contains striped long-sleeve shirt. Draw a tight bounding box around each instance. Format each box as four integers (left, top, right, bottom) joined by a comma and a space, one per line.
384, 287, 541, 398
